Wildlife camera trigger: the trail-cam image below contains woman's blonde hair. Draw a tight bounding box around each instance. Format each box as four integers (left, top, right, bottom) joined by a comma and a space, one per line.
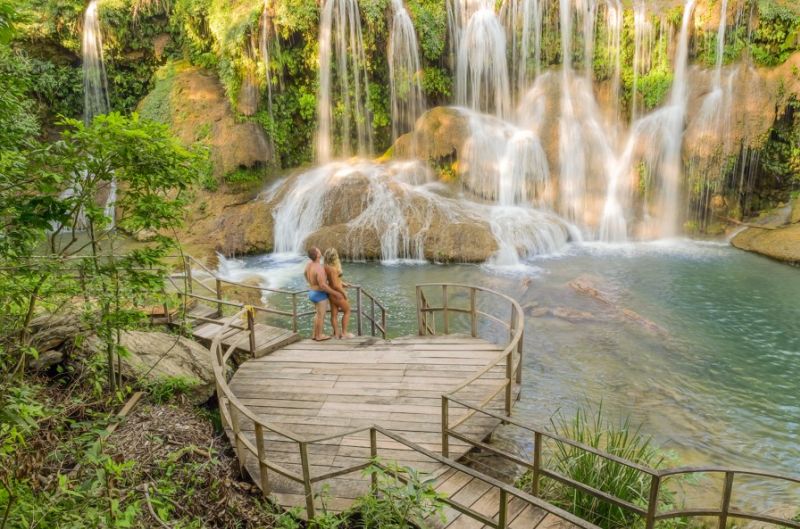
323, 248, 342, 274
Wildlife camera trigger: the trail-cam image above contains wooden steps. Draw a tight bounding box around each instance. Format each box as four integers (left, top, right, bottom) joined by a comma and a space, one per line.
181, 305, 301, 358
431, 469, 581, 529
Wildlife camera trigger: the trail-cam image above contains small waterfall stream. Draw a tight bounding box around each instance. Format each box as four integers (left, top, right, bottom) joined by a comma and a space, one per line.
316, 0, 372, 162
456, 2, 512, 118
83, 0, 109, 124
388, 0, 426, 142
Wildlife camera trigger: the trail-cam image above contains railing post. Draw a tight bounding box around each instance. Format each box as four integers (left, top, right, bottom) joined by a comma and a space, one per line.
416, 286, 424, 336
498, 489, 508, 529
185, 258, 193, 296
532, 431, 542, 496
504, 350, 513, 417
229, 405, 245, 474
254, 423, 270, 495
381, 309, 387, 339
644, 474, 661, 529
247, 307, 256, 355
215, 278, 223, 317
516, 330, 523, 385
356, 287, 363, 336
370, 298, 376, 337
441, 395, 450, 458
291, 293, 298, 332
369, 428, 378, 494
469, 288, 477, 337
442, 285, 449, 334
299, 442, 316, 519
718, 472, 734, 529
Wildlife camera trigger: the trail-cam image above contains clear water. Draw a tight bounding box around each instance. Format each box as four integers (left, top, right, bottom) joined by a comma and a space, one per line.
228, 241, 800, 479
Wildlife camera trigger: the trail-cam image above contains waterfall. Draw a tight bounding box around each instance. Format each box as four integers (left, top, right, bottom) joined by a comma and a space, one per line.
271, 158, 571, 263
655, 0, 696, 238
458, 108, 550, 205
502, 0, 544, 99
83, 0, 109, 124
557, 0, 588, 226
316, 0, 372, 162
455, 4, 512, 118
388, 0, 426, 142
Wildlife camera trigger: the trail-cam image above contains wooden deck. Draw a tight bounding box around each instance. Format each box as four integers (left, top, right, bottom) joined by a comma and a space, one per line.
227, 334, 524, 525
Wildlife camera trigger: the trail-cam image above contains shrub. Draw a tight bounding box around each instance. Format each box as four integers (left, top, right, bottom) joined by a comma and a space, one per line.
517, 405, 689, 529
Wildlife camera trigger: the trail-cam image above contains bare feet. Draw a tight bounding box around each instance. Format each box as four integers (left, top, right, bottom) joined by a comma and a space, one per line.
342, 333, 355, 339
313, 335, 332, 342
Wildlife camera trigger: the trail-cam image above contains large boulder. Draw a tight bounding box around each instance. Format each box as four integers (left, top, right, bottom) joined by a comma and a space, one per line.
87, 331, 215, 404
390, 107, 472, 161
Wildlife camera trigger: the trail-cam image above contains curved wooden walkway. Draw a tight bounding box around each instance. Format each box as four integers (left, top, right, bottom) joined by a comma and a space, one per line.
227, 334, 520, 518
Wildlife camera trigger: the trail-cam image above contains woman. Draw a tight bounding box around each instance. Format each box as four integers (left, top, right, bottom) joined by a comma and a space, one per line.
323, 248, 353, 339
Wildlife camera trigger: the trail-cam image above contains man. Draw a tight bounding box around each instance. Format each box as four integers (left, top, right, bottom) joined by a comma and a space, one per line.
304, 247, 342, 341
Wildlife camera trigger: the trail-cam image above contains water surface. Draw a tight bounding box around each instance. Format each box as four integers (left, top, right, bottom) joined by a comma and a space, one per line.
227, 241, 800, 479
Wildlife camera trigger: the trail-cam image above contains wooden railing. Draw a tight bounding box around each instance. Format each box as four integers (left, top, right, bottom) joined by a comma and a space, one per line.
441, 399, 800, 529
208, 305, 600, 529
414, 283, 524, 457
168, 254, 387, 339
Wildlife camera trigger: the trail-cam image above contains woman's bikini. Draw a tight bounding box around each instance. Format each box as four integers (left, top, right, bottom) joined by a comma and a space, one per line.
306, 267, 329, 303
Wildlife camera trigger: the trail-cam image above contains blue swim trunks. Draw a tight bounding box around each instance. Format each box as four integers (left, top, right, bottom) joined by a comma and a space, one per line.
308, 290, 328, 303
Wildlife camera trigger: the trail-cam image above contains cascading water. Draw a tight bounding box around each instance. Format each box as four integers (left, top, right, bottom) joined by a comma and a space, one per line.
455, 3, 512, 118
60, 0, 113, 231
652, 0, 696, 238
502, 0, 544, 98
83, 0, 109, 125
267, 0, 755, 265
557, 0, 588, 226
316, 0, 372, 162
388, 0, 426, 142
260, 0, 279, 155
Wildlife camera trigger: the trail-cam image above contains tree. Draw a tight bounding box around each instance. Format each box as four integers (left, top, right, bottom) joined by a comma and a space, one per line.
0, 110, 209, 389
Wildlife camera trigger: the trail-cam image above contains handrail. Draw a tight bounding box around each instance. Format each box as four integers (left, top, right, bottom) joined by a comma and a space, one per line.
207, 305, 601, 527
441, 397, 800, 529
414, 283, 524, 456
171, 255, 387, 339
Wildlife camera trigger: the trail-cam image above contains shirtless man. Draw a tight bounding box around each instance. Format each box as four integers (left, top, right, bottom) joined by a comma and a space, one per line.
304, 247, 342, 341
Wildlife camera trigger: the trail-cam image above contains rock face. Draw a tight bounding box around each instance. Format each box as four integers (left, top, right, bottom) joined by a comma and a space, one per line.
136, 62, 278, 260
731, 224, 800, 264
139, 62, 272, 177
88, 331, 215, 404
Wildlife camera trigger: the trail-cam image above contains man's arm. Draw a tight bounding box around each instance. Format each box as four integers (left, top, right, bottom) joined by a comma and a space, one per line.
315, 266, 342, 299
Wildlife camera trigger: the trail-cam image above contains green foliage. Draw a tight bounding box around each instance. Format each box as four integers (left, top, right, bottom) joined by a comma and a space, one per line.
355, 460, 446, 528
137, 62, 177, 124
750, 0, 800, 66
26, 57, 83, 120
0, 382, 48, 458
637, 66, 673, 111
144, 376, 200, 404
224, 166, 265, 184
517, 405, 689, 529
407, 0, 448, 62
420, 66, 452, 101
759, 98, 800, 186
